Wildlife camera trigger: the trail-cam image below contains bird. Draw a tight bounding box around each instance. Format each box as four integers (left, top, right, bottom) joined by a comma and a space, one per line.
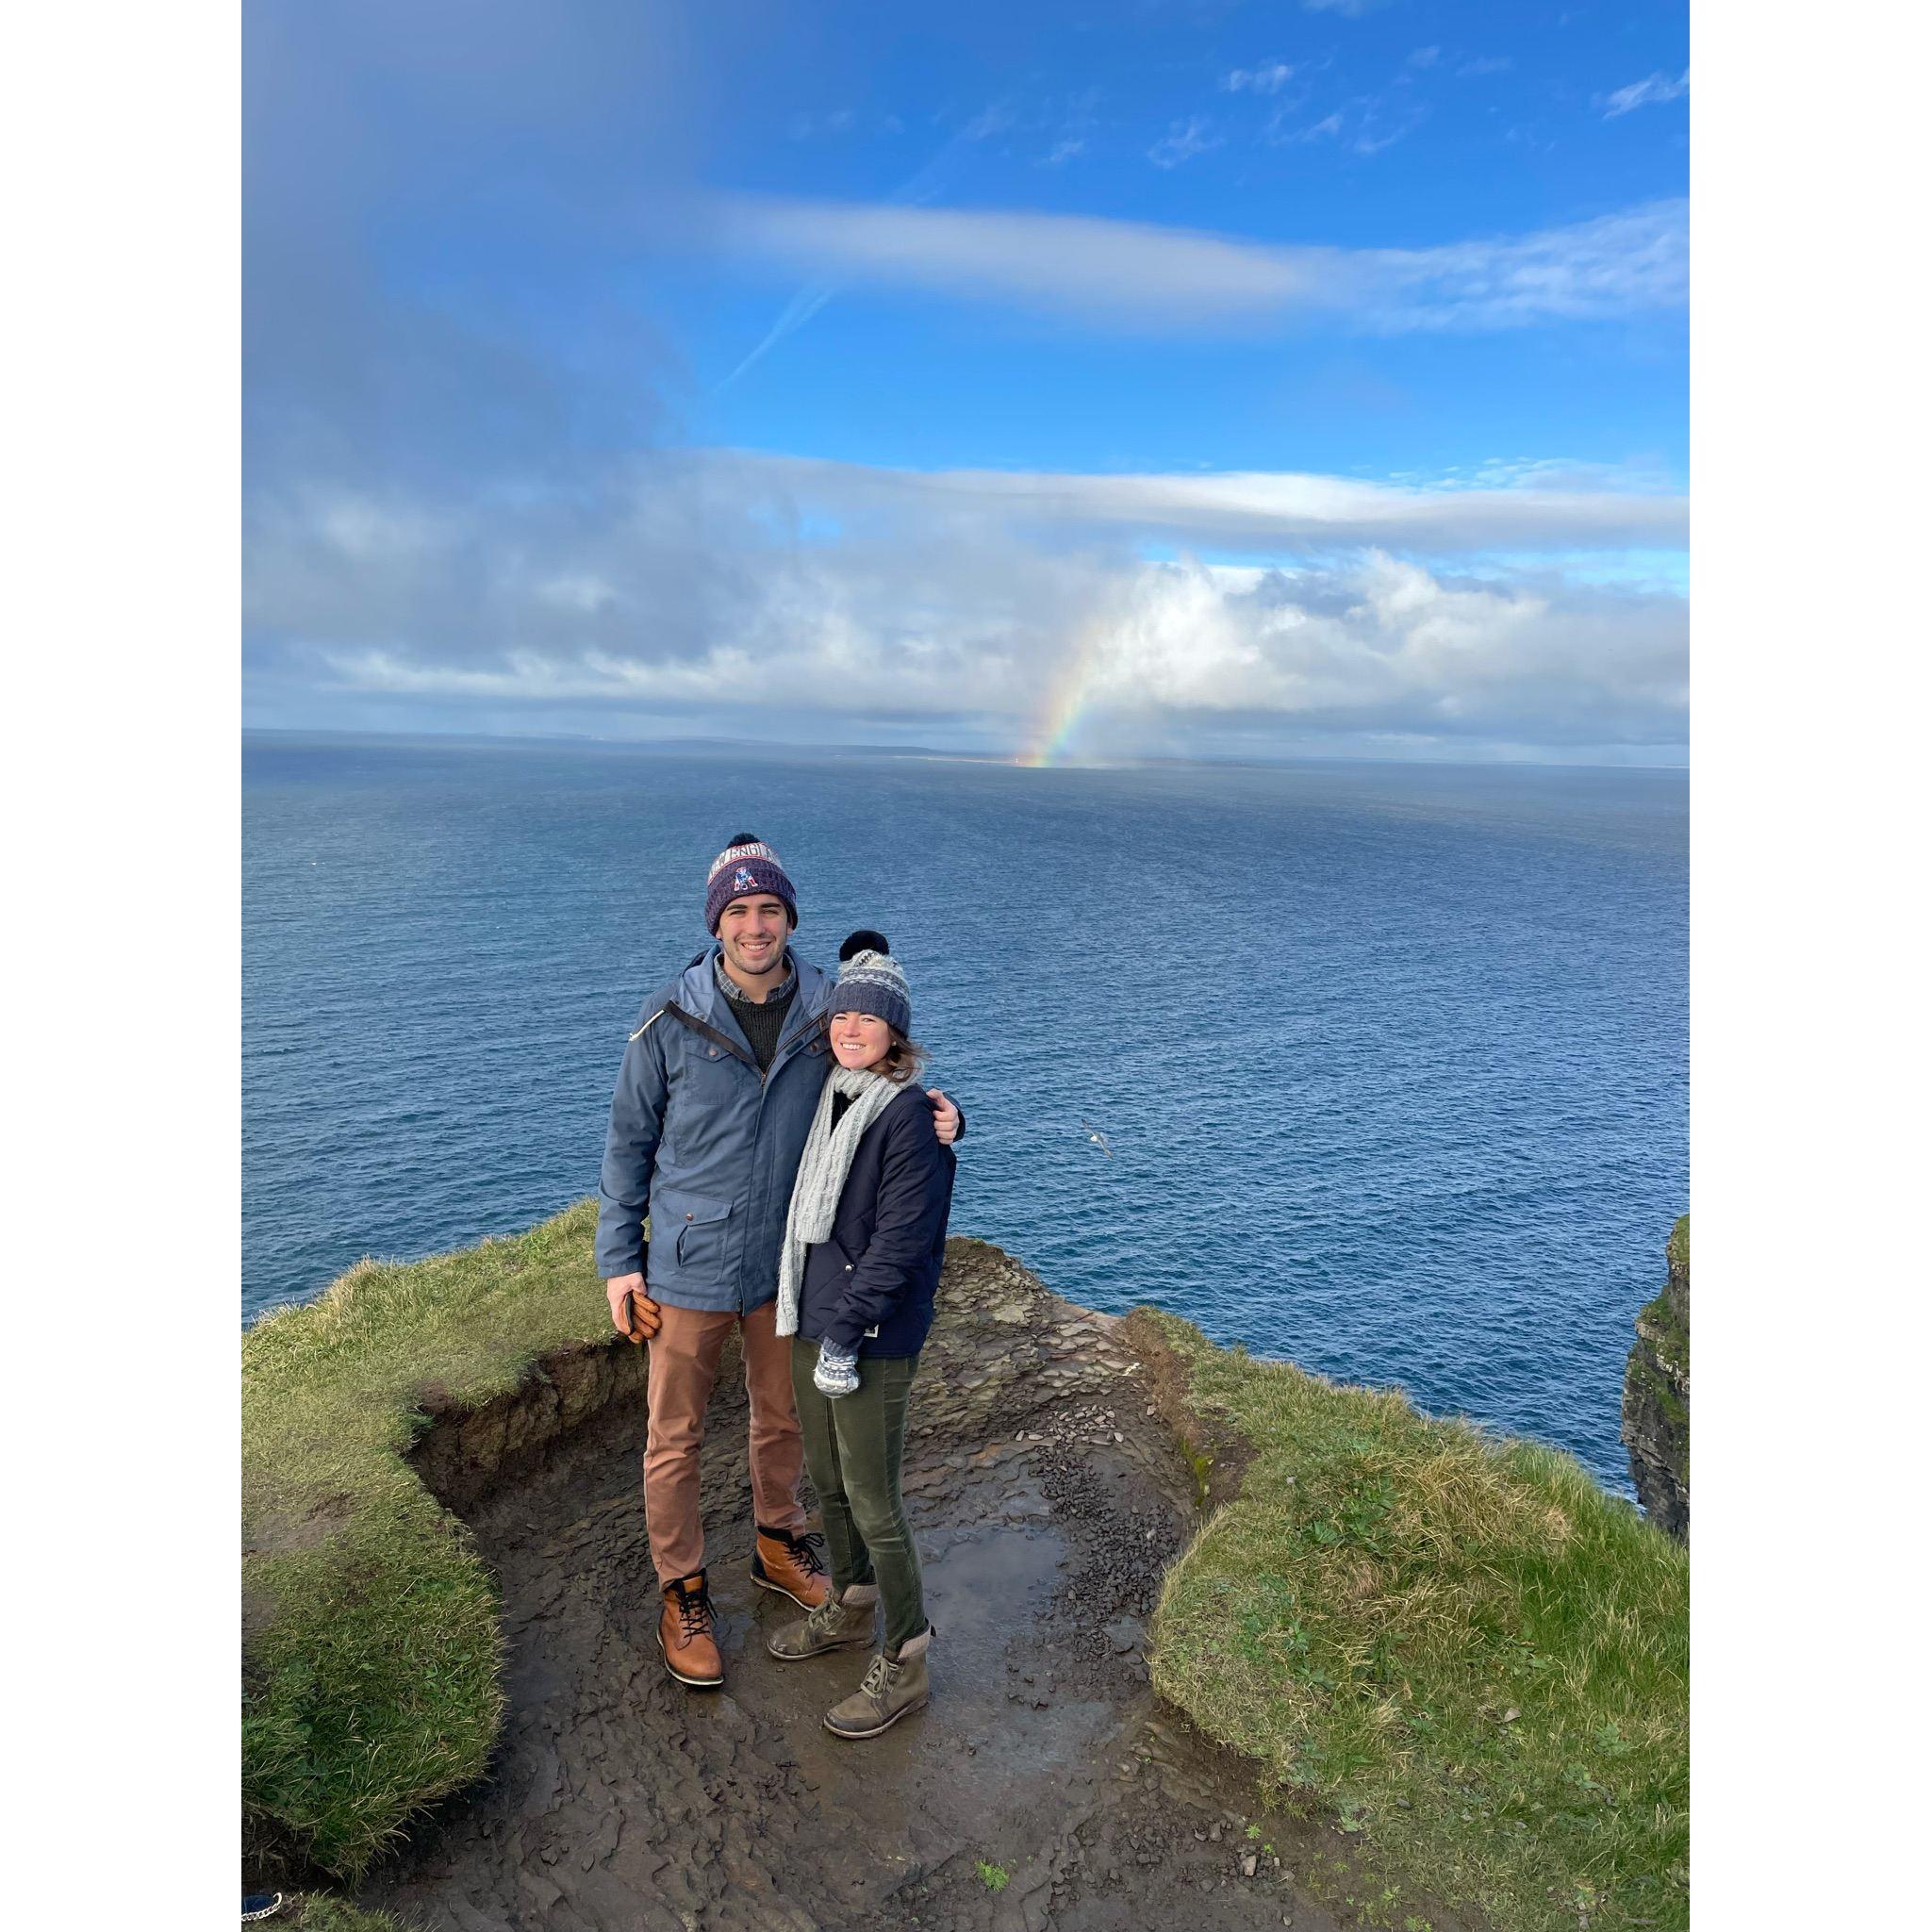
1081, 1120, 1114, 1158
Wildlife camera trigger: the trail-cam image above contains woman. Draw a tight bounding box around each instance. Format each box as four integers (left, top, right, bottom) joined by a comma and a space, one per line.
768, 930, 956, 1739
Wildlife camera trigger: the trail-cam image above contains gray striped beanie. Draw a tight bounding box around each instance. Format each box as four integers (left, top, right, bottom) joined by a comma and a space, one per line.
833, 929, 911, 1035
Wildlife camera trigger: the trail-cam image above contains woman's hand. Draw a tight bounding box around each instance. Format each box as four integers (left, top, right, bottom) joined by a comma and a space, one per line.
605, 1272, 663, 1343
929, 1089, 962, 1144
815, 1340, 861, 1398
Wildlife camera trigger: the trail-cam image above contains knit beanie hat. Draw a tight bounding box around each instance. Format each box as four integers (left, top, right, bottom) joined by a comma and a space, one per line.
833, 928, 912, 1036
704, 833, 798, 934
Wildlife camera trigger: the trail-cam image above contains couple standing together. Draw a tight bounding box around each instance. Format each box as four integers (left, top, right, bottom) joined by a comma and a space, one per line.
595, 834, 965, 1740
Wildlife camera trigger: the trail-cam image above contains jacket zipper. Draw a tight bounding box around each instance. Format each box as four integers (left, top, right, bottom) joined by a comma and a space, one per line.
662, 998, 825, 1313
766, 1008, 828, 1082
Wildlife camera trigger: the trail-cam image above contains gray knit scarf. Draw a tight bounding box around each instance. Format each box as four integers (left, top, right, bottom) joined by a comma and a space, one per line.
776, 1064, 900, 1336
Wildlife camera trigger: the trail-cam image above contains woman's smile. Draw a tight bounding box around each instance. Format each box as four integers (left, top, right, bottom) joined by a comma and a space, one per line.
831, 1011, 892, 1068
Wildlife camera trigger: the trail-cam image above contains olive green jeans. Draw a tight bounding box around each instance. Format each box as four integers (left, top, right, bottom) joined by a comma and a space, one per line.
789, 1342, 925, 1655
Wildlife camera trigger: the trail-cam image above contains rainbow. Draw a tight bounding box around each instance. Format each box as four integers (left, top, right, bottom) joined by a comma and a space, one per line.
1018, 625, 1108, 767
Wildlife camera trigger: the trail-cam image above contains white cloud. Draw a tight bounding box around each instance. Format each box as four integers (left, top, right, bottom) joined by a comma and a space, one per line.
1295, 111, 1346, 144
1265, 89, 1425, 157
786, 107, 855, 140
1148, 116, 1222, 167
245, 453, 1688, 757
1407, 48, 1441, 70
1223, 62, 1296, 94
708, 195, 1689, 332
733, 454, 1690, 550
1065, 553, 1686, 739
1603, 70, 1690, 118
962, 100, 1016, 141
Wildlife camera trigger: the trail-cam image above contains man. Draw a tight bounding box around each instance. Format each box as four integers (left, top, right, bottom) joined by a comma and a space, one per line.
597, 834, 964, 1690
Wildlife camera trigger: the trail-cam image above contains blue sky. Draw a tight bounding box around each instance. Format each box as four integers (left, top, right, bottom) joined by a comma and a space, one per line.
244, 0, 1690, 763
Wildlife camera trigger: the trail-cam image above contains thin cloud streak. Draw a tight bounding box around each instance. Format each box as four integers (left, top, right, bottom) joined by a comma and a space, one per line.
717, 281, 837, 391
710, 105, 1014, 390
721, 452, 1690, 550
1603, 70, 1691, 118
708, 195, 1688, 332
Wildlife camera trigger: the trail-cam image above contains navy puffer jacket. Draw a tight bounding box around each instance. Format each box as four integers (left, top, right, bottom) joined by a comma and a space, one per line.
795, 1082, 956, 1357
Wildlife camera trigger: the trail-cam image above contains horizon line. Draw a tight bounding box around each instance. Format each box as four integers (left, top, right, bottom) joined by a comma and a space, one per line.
240, 723, 1690, 777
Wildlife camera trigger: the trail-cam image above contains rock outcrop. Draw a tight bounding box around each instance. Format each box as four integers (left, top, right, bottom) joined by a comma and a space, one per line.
1622, 1215, 1690, 1542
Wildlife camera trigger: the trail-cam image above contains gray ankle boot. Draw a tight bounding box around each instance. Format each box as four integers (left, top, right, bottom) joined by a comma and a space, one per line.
823, 1626, 933, 1739
767, 1582, 880, 1660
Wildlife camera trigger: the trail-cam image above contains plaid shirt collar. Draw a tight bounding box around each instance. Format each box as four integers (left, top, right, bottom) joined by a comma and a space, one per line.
715, 948, 798, 1007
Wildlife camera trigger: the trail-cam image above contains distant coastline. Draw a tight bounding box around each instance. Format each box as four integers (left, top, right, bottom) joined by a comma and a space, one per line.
242, 724, 1691, 775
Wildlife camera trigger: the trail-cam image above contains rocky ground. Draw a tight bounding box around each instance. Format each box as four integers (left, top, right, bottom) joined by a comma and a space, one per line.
360, 1241, 1470, 1932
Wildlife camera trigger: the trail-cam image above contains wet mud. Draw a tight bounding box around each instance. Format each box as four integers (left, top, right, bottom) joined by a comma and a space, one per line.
363, 1240, 1467, 1932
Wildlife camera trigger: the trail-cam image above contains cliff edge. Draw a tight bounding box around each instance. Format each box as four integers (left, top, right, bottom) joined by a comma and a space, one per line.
246, 1206, 1688, 1932
1621, 1215, 1690, 1543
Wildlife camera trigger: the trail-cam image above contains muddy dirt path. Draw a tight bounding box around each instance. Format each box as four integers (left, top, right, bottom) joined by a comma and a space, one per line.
364, 1242, 1462, 1932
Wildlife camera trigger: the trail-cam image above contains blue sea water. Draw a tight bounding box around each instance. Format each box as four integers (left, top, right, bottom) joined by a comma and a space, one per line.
243, 733, 1687, 1494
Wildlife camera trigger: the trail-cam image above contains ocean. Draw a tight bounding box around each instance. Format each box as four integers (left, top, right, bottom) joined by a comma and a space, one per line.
242, 733, 1687, 1494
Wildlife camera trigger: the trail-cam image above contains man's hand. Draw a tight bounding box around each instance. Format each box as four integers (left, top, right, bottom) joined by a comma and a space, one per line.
605, 1272, 663, 1344
929, 1089, 962, 1146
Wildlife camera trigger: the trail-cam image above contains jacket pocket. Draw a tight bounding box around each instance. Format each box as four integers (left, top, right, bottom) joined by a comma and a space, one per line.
656, 1191, 733, 1279
820, 1235, 880, 1339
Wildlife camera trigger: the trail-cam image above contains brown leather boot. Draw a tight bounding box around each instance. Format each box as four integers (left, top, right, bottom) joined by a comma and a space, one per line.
657, 1571, 723, 1689
751, 1523, 833, 1610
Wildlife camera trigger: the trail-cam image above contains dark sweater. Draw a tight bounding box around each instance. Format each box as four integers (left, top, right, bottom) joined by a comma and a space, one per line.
732, 982, 798, 1070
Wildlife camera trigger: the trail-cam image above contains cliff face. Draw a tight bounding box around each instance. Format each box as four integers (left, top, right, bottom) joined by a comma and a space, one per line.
1622, 1215, 1690, 1542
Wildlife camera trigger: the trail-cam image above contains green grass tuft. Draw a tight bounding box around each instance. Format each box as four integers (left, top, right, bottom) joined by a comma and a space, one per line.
243, 1199, 619, 1880
287, 1898, 416, 1932
1135, 1308, 1689, 1932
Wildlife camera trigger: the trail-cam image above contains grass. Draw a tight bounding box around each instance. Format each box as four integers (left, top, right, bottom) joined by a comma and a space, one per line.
242, 1197, 618, 1882
284, 1899, 415, 1932
1133, 1308, 1689, 1932
975, 1859, 1011, 1891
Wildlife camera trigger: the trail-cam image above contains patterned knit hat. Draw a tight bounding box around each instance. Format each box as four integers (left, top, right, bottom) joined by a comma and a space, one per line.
833, 928, 911, 1035
704, 833, 798, 933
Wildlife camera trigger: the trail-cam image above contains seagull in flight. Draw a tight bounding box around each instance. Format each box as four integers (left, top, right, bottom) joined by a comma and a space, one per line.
1082, 1120, 1115, 1159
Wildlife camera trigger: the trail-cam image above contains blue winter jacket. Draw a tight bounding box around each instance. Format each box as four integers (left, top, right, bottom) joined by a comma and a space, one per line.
595, 948, 966, 1314
595, 948, 836, 1312
793, 1084, 956, 1358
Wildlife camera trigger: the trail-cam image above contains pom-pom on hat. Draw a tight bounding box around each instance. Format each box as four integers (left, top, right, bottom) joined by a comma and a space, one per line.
832, 931, 912, 1036
704, 832, 798, 934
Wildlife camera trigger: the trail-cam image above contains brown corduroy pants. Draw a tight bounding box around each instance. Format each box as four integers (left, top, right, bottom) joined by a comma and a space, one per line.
642, 1297, 807, 1585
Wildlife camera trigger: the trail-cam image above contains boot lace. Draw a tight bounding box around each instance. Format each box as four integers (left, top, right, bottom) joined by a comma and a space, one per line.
671, 1577, 715, 1640
859, 1652, 894, 1699
806, 1590, 851, 1635
787, 1529, 830, 1580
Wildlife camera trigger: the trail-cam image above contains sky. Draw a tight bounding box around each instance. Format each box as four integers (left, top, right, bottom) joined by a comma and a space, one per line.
243, 0, 1690, 766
